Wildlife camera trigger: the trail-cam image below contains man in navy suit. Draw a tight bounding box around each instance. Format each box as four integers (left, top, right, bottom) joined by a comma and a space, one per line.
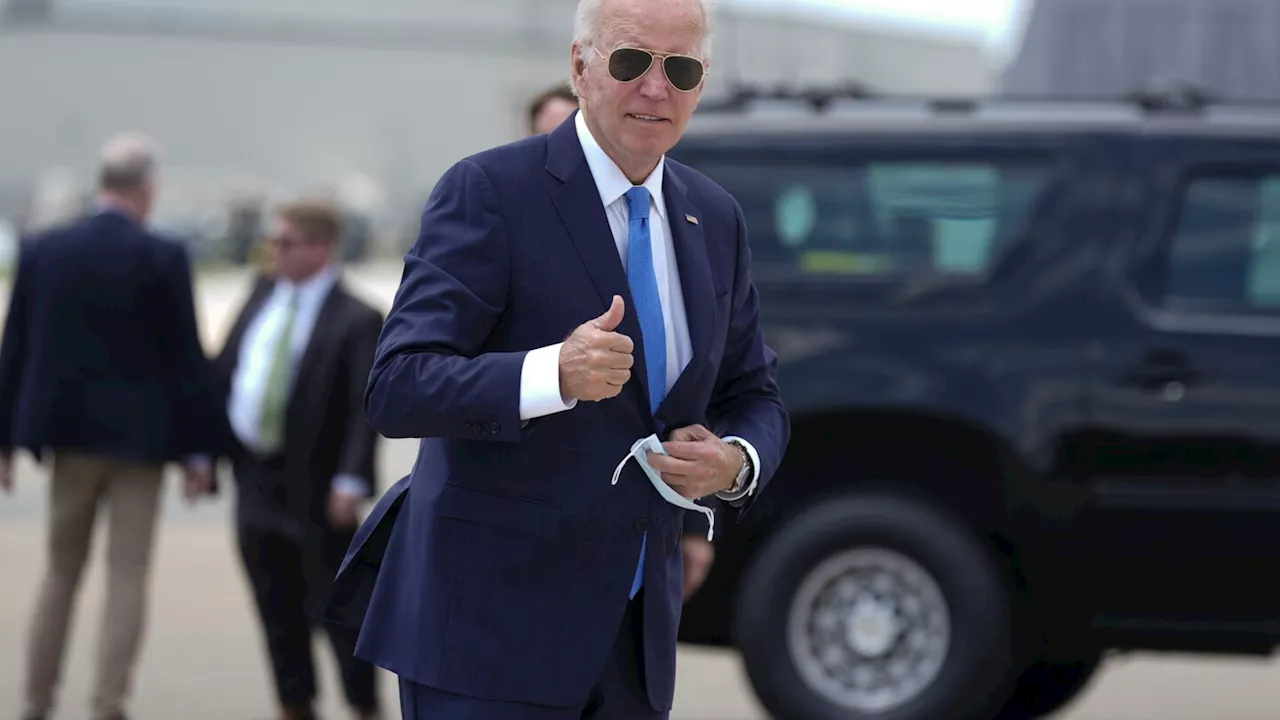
0, 133, 219, 720
319, 0, 789, 715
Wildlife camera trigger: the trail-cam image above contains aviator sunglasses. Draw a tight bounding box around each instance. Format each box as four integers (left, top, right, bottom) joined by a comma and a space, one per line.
587, 42, 708, 92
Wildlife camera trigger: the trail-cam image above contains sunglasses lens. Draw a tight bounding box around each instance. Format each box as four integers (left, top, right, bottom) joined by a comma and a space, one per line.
609, 48, 654, 82
664, 56, 704, 91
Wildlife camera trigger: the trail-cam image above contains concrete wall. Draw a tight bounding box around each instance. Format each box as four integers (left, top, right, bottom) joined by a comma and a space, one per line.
0, 32, 570, 241
0, 0, 995, 251
706, 7, 994, 95
1001, 0, 1280, 100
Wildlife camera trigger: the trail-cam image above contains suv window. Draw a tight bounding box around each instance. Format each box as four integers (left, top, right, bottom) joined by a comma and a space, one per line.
682, 156, 1054, 278
1164, 173, 1280, 311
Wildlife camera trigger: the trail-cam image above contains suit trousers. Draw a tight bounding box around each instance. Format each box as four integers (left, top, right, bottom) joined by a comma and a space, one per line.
398, 591, 668, 720
235, 455, 378, 713
23, 451, 164, 720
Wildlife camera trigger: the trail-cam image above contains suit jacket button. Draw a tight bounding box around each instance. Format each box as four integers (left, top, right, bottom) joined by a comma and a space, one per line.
634, 518, 649, 532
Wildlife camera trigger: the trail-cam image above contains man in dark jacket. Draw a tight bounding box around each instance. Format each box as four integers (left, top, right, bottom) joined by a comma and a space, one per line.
214, 197, 385, 720
0, 132, 220, 720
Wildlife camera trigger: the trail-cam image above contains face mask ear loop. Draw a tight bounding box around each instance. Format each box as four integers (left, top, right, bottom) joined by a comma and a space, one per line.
612, 437, 651, 486
697, 506, 715, 542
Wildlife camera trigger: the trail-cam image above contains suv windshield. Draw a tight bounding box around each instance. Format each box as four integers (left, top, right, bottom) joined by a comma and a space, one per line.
673, 151, 1054, 280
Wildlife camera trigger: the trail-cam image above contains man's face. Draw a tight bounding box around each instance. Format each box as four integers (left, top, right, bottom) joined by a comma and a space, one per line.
533, 97, 579, 135
266, 217, 332, 282
572, 0, 707, 179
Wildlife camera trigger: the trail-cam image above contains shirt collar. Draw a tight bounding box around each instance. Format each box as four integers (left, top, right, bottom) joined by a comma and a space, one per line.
574, 111, 666, 219
277, 263, 339, 304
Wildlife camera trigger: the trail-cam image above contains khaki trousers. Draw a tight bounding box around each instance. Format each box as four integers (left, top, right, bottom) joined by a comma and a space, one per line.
23, 451, 164, 720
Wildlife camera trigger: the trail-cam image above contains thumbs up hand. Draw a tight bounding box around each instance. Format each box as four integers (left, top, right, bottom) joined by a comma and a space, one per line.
558, 295, 636, 403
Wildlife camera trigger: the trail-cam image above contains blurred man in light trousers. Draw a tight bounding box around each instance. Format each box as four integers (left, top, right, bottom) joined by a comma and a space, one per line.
0, 133, 220, 720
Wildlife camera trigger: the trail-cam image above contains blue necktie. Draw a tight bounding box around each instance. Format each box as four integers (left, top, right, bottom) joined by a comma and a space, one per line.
626, 186, 666, 599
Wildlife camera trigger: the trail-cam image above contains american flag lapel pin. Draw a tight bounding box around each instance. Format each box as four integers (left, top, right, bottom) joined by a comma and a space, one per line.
685, 214, 699, 225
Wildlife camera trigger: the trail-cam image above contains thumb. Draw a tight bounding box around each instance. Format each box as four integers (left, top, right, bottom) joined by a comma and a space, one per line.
668, 426, 699, 443
592, 295, 625, 331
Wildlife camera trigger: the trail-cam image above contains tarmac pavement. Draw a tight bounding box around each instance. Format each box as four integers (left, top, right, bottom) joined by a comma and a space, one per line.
3, 261, 1280, 719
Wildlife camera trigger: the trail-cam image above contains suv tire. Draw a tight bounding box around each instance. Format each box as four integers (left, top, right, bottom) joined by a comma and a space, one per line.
733, 490, 1014, 719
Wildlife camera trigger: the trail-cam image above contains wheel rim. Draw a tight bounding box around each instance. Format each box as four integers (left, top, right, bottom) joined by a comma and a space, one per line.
786, 547, 951, 713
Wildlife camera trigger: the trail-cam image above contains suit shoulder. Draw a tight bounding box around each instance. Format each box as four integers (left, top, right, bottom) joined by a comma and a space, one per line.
13, 231, 48, 260
23, 217, 84, 247
16, 219, 98, 268
143, 234, 198, 275
241, 272, 273, 296
452, 134, 548, 187
337, 283, 385, 324
146, 230, 188, 257
143, 226, 180, 245
7, 233, 48, 282
466, 134, 546, 171
355, 297, 385, 325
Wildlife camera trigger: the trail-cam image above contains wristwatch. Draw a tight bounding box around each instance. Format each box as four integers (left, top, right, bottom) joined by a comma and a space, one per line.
724, 438, 754, 497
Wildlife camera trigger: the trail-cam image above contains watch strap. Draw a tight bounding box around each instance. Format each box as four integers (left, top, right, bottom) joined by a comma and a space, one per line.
726, 439, 752, 494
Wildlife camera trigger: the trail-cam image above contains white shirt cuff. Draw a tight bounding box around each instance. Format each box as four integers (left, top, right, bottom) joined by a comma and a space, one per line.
332, 475, 370, 497
715, 435, 760, 502
519, 343, 578, 421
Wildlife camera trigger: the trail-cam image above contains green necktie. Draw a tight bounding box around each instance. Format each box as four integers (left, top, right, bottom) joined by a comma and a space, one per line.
258, 291, 300, 453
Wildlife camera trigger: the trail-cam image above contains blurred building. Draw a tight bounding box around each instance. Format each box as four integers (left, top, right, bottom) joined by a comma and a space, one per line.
0, 0, 996, 256
1002, 0, 1280, 100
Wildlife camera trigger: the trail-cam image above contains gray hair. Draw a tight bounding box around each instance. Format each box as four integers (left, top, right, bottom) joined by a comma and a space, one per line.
571, 0, 712, 95
98, 132, 158, 191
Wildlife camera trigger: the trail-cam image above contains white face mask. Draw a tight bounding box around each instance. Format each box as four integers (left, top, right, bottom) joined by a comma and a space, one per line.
611, 434, 715, 542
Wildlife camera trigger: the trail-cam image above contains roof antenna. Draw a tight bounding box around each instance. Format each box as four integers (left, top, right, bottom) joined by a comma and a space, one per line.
1126, 77, 1211, 112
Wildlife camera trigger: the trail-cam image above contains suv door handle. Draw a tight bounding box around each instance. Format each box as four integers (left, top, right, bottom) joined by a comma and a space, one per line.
1118, 351, 1202, 394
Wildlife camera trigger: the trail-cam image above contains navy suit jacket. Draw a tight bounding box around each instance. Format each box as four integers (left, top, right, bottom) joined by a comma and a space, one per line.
317, 117, 789, 711
0, 211, 221, 465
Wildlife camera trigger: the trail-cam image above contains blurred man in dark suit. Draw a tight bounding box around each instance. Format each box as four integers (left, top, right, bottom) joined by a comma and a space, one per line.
213, 197, 385, 720
0, 132, 219, 720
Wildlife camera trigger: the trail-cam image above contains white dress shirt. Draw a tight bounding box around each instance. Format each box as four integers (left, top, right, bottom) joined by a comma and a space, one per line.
516, 112, 759, 501
228, 264, 368, 497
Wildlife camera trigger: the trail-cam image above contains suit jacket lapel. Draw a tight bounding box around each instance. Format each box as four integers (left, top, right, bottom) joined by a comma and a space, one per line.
291, 281, 343, 404
658, 167, 713, 416
218, 275, 275, 378
546, 117, 653, 410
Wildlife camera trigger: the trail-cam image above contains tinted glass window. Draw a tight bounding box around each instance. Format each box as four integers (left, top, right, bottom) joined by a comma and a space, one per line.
679, 156, 1054, 278
1164, 174, 1280, 310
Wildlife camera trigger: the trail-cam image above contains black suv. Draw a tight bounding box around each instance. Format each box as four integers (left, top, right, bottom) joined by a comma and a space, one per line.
670, 87, 1280, 720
